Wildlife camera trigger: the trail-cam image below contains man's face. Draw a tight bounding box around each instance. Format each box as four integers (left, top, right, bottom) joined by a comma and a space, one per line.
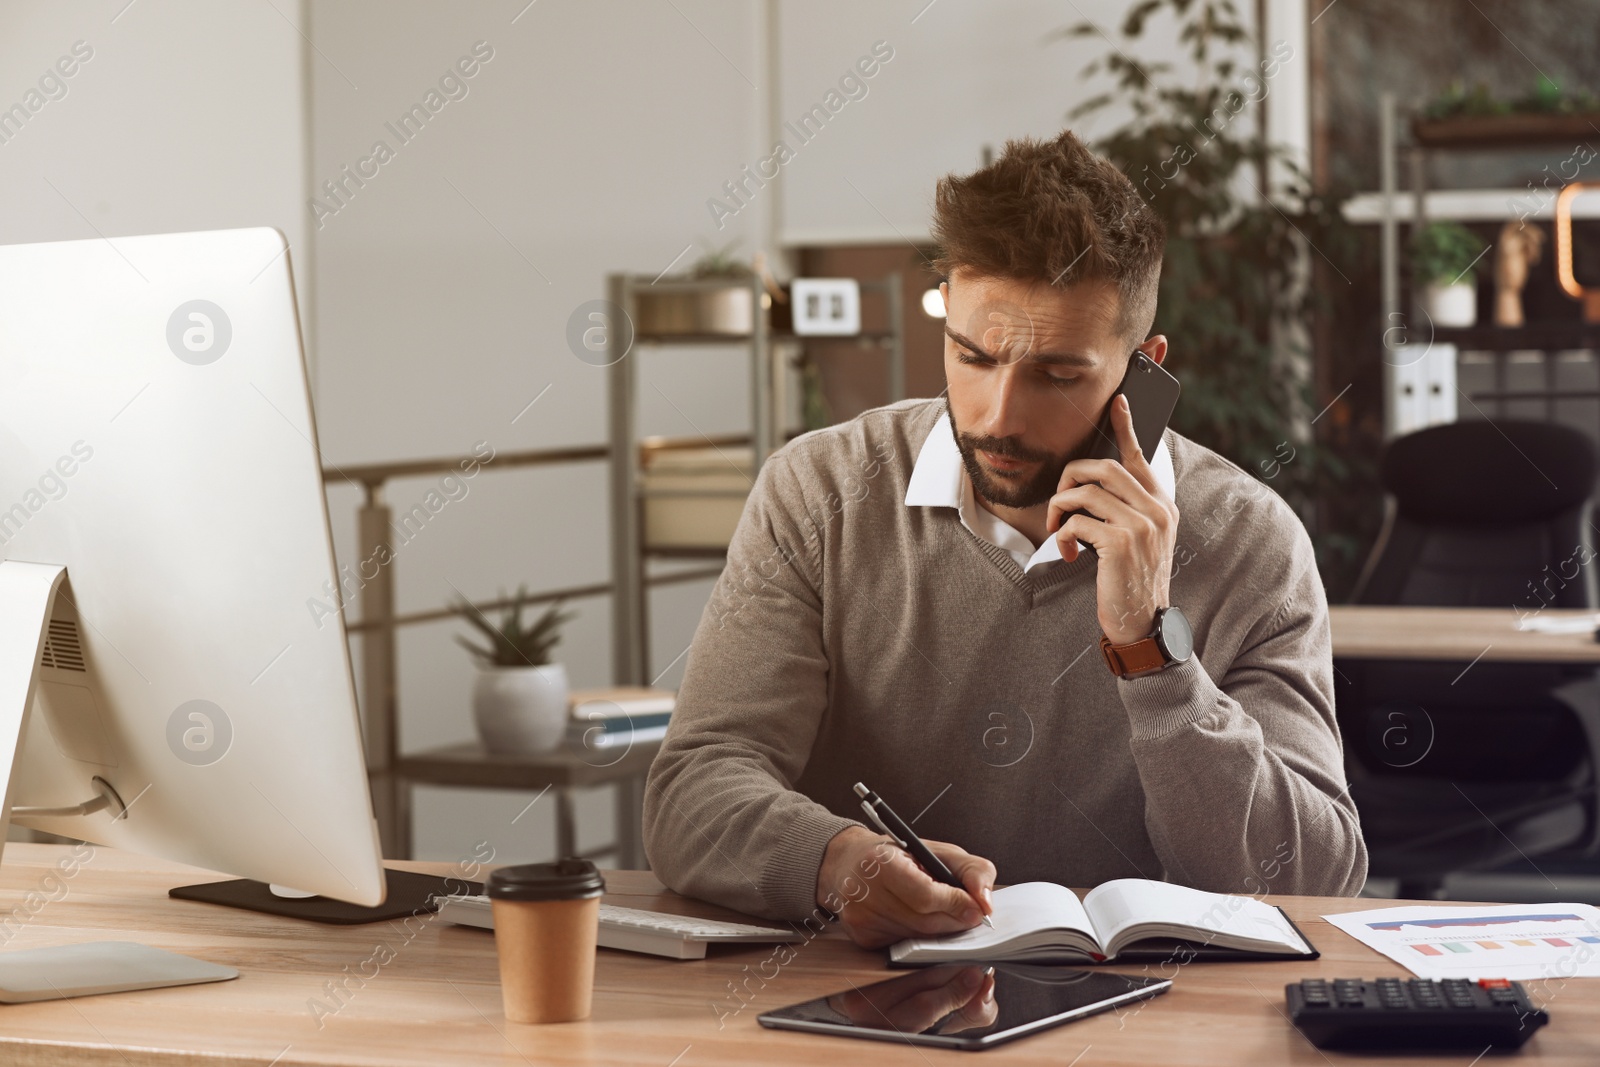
941, 270, 1153, 510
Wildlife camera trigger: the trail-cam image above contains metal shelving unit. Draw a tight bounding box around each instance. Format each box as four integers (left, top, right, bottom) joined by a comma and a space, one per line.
1377, 94, 1600, 436
606, 271, 904, 685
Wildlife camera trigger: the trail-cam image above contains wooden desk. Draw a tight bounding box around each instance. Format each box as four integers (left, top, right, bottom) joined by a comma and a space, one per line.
0, 845, 1595, 1065
1330, 605, 1600, 663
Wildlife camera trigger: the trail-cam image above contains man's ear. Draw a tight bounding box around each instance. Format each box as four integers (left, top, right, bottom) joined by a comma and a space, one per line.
1138, 334, 1169, 366
938, 279, 950, 314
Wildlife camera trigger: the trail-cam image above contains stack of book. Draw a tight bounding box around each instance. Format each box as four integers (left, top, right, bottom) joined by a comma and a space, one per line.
566, 687, 675, 751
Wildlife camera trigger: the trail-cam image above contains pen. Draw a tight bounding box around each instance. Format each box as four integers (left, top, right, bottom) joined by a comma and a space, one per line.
853, 782, 994, 929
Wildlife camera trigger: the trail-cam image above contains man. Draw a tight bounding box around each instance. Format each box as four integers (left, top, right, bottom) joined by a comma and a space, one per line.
643, 129, 1366, 948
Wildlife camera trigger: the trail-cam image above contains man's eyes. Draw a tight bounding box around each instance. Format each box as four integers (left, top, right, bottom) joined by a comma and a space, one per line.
956, 349, 1079, 385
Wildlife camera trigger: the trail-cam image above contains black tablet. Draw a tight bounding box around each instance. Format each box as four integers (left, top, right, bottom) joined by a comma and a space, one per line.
757, 964, 1171, 1050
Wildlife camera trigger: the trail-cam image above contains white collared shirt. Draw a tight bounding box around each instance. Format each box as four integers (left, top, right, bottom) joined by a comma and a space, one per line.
904, 412, 1177, 572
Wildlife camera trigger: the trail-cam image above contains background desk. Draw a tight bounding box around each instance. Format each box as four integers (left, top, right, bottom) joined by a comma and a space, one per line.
0, 844, 1594, 1065
1330, 605, 1600, 663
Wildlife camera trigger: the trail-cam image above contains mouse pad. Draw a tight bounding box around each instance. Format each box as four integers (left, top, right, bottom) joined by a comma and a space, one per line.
169, 869, 484, 924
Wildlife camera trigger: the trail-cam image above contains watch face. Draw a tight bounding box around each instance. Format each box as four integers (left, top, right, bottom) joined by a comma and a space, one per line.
1157, 607, 1193, 663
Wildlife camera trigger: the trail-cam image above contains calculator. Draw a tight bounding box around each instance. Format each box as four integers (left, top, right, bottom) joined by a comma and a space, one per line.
1286, 977, 1549, 1051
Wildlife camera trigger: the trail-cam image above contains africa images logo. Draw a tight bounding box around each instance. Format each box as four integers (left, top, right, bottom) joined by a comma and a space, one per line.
167, 700, 232, 767
166, 300, 232, 365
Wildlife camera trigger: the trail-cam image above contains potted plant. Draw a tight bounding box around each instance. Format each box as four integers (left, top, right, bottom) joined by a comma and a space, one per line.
634, 242, 755, 336
1415, 76, 1600, 147
1412, 222, 1485, 328
455, 590, 575, 755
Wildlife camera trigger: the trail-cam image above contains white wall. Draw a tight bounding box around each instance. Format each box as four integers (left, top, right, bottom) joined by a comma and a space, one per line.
773, 0, 1124, 245
771, 0, 1283, 245
0, 1, 308, 305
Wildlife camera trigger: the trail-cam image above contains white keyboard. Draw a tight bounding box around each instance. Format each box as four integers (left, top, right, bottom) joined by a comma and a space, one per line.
435, 895, 801, 960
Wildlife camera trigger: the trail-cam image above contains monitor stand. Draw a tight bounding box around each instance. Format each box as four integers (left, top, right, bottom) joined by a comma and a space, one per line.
0, 561, 239, 1002
169, 868, 482, 924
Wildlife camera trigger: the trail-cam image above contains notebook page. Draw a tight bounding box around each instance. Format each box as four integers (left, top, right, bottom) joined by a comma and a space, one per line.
893, 882, 1096, 958
1083, 879, 1306, 954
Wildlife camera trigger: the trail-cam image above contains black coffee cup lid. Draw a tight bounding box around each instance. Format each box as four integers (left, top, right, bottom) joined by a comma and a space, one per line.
485, 858, 605, 902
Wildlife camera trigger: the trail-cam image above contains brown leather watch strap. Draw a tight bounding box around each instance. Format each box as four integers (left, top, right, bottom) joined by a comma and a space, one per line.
1100, 633, 1168, 677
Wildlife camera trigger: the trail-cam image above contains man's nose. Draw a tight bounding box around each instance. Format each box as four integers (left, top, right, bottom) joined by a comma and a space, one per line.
977, 366, 1028, 440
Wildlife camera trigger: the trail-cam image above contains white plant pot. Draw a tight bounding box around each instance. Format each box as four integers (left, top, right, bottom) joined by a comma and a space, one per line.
472, 663, 569, 755
1423, 282, 1477, 328
700, 286, 755, 334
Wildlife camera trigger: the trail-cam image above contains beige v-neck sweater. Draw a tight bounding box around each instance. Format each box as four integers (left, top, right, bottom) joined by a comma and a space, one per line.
643, 399, 1366, 920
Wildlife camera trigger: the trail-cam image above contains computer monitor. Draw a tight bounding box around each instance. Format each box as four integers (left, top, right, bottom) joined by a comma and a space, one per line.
0, 227, 385, 913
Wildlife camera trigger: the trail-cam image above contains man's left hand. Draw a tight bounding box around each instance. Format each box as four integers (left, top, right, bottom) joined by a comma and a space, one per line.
1045, 393, 1178, 645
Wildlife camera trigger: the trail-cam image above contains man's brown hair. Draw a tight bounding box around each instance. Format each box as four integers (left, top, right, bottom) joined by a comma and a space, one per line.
931, 129, 1166, 344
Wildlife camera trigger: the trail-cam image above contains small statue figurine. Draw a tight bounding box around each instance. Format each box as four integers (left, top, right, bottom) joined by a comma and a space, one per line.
1494, 219, 1545, 327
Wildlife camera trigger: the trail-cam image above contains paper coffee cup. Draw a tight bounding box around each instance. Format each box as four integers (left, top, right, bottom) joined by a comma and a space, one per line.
486, 858, 606, 1024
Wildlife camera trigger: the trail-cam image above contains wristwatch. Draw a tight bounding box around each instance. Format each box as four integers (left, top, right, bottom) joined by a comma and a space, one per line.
1100, 606, 1193, 678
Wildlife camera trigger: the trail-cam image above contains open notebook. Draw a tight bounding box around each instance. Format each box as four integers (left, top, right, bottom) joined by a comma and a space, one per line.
890, 879, 1318, 966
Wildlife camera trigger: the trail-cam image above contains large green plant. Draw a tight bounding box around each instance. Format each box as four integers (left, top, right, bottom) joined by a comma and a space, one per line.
1055, 0, 1364, 579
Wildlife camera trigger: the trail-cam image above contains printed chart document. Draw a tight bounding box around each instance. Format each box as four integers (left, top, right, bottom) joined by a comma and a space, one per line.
890, 879, 1316, 966
1323, 904, 1600, 981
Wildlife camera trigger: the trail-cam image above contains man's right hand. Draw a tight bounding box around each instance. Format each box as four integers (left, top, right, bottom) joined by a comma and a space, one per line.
817, 825, 996, 949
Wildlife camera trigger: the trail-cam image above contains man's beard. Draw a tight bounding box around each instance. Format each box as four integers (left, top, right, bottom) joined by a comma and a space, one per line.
947, 403, 1094, 510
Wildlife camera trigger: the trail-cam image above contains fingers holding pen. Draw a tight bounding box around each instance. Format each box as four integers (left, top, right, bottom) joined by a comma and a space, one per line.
925, 839, 996, 921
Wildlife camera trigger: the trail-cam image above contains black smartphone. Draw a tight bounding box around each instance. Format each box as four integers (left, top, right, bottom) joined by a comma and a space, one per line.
1087, 351, 1182, 465
1053, 352, 1181, 550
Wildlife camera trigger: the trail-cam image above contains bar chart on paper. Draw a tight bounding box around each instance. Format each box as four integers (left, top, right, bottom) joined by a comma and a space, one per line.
1324, 905, 1600, 980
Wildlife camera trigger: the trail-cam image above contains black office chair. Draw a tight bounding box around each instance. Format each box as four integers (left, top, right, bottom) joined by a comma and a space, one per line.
1342, 418, 1600, 899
